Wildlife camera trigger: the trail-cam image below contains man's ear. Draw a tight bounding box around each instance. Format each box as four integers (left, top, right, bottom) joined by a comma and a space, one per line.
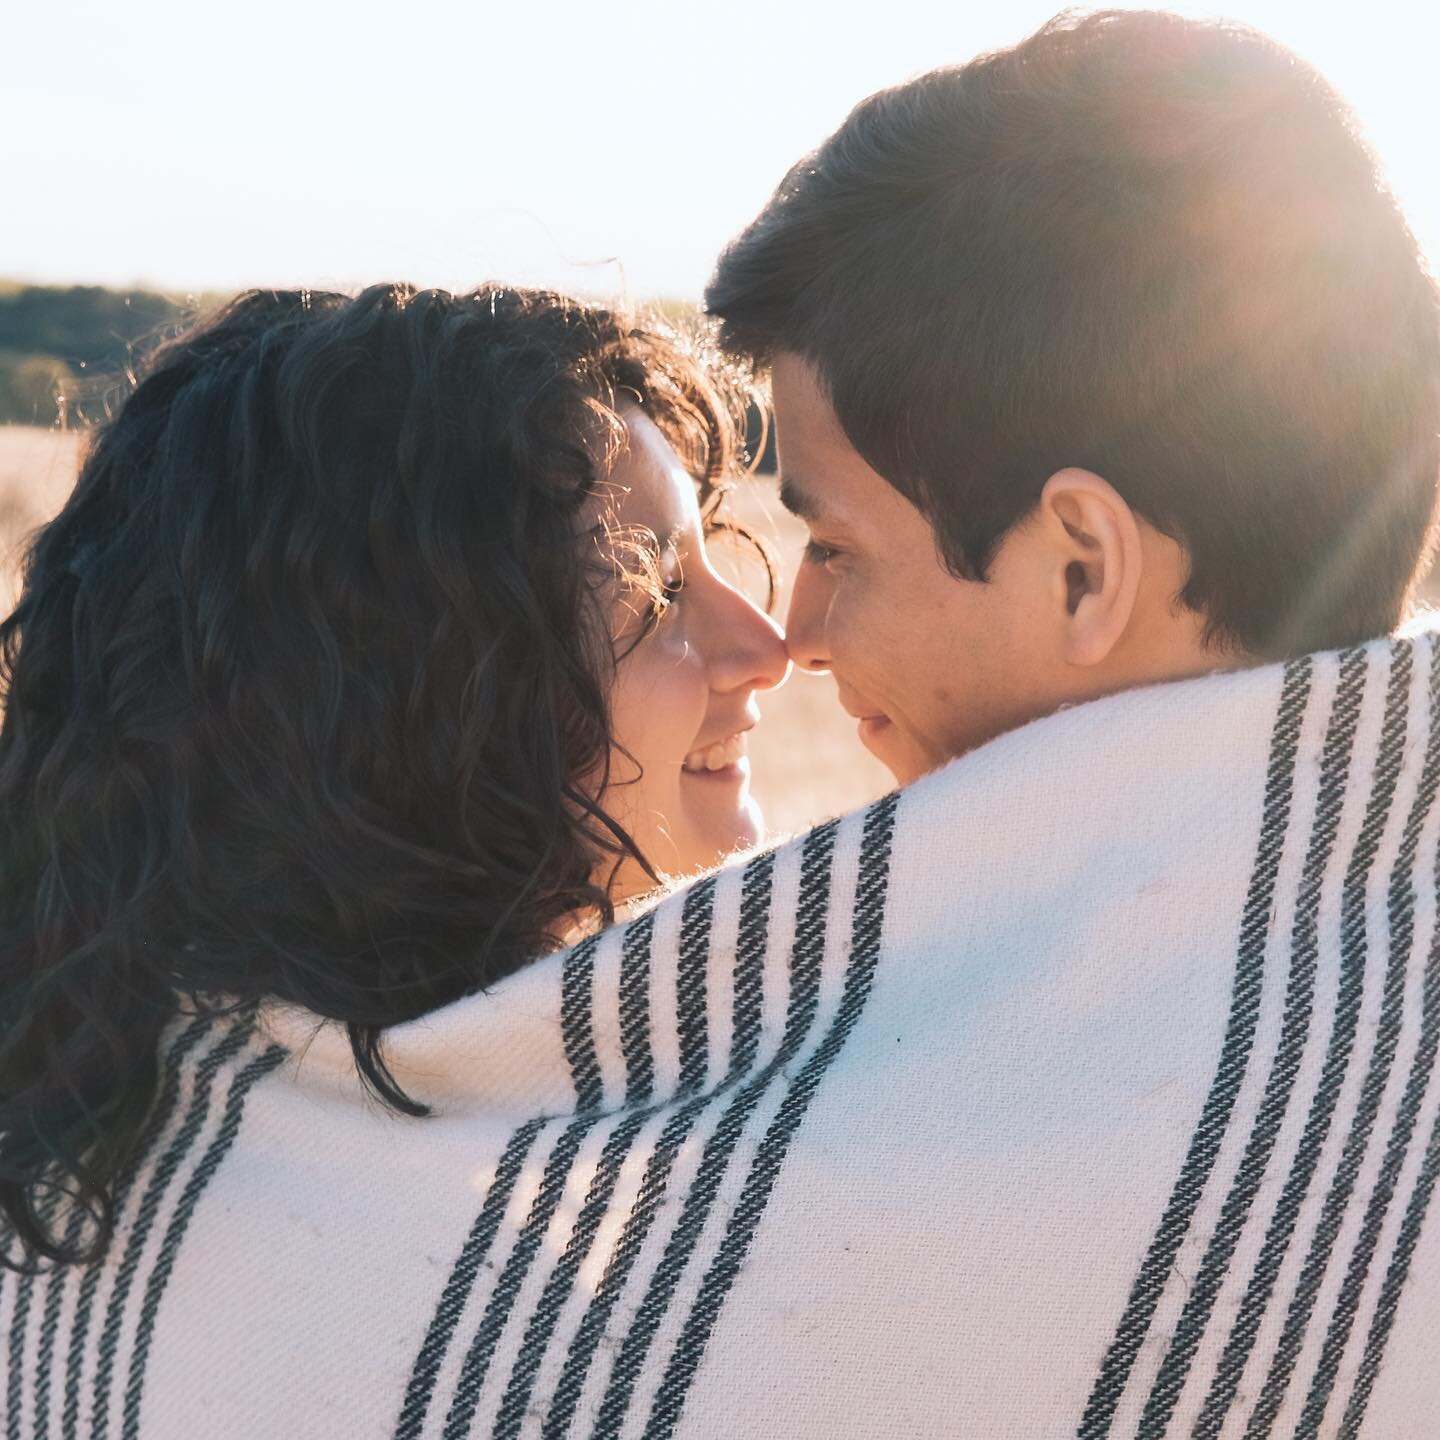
1039, 468, 1144, 668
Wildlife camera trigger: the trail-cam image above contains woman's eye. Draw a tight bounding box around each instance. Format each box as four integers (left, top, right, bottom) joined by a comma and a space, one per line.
660, 572, 685, 603
804, 539, 841, 566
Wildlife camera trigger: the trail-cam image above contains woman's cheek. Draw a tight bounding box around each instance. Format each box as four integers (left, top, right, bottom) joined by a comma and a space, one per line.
612, 635, 708, 775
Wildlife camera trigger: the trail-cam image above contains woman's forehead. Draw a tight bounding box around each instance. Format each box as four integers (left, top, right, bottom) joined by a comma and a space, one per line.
601, 408, 702, 544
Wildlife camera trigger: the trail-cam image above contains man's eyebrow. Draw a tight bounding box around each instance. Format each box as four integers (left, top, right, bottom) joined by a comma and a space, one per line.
778, 477, 826, 523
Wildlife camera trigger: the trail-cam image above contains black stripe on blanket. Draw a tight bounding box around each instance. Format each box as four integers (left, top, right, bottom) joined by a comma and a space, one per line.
7, 1191, 63, 1440
60, 1013, 217, 1440
621, 911, 657, 1105
0, 1232, 8, 1433
90, 1014, 260, 1440
399, 802, 892, 1440
537, 848, 782, 1440
490, 865, 754, 1438
731, 846, 776, 1077
643, 788, 901, 1439
561, 933, 605, 1112
399, 843, 786, 1439
1190, 646, 1372, 1437
489, 1106, 655, 1440
1334, 638, 1440, 1436
440, 1109, 611, 1437
1077, 654, 1314, 1439
584, 822, 840, 1440
392, 1117, 549, 1440
1297, 640, 1438, 1435
1244, 642, 1414, 1436
35, 1202, 88, 1440
452, 912, 674, 1424
1340, 1059, 1440, 1435
121, 1041, 287, 1440
676, 876, 718, 1096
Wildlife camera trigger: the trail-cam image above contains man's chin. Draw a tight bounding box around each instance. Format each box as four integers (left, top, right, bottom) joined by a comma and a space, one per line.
856, 715, 918, 785
883, 758, 927, 787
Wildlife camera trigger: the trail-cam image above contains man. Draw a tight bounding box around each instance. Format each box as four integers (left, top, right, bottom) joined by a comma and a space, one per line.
649, 10, 1437, 1436
706, 10, 1440, 785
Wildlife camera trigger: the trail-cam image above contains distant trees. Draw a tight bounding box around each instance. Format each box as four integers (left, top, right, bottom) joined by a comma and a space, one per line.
0, 285, 776, 472
0, 283, 210, 426
0, 353, 73, 426
0, 284, 196, 369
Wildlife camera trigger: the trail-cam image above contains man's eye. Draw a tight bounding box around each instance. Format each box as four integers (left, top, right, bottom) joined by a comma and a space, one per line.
804, 539, 841, 566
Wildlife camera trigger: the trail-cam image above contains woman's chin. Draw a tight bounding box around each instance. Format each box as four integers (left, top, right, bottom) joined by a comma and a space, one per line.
728, 794, 766, 852
675, 782, 765, 873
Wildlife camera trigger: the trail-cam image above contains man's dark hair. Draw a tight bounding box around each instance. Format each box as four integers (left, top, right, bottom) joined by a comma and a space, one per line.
706, 9, 1440, 658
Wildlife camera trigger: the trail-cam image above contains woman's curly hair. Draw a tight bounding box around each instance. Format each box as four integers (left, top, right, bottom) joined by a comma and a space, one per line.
0, 282, 761, 1270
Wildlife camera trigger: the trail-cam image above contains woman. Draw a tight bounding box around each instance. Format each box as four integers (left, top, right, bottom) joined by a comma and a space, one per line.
0, 282, 788, 1279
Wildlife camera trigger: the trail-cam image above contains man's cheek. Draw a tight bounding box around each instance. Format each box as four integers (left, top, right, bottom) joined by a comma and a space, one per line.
838, 596, 900, 685
824, 602, 861, 681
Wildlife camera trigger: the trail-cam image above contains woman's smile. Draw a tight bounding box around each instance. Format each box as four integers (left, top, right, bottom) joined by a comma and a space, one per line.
681, 727, 751, 778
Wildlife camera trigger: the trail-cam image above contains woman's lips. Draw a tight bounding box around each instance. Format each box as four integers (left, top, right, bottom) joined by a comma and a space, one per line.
682, 756, 750, 784
682, 729, 750, 782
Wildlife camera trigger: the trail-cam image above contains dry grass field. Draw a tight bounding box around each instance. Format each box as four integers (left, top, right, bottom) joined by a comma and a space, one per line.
0, 425, 892, 840
0, 429, 85, 618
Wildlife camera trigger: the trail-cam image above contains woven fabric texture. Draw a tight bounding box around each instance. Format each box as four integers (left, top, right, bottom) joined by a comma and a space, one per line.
6, 624, 1440, 1437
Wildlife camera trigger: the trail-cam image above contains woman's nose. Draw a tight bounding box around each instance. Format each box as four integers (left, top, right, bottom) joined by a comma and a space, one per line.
784, 560, 832, 674
706, 582, 792, 696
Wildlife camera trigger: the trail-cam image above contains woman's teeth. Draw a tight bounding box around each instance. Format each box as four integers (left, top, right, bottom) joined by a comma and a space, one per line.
682, 731, 747, 773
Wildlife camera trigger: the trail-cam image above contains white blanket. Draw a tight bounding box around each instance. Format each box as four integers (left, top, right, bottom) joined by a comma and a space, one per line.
6, 623, 1440, 1438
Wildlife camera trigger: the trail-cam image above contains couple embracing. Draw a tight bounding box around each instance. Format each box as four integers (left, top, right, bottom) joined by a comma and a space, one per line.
4, 11, 1440, 1438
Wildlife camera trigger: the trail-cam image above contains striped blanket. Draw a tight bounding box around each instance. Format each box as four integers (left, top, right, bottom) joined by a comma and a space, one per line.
5, 623, 1440, 1438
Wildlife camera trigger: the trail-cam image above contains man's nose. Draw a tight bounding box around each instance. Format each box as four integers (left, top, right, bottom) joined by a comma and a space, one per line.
784, 562, 832, 674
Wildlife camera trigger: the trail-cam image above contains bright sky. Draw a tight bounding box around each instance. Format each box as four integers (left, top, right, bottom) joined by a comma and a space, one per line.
5, 0, 1438, 302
